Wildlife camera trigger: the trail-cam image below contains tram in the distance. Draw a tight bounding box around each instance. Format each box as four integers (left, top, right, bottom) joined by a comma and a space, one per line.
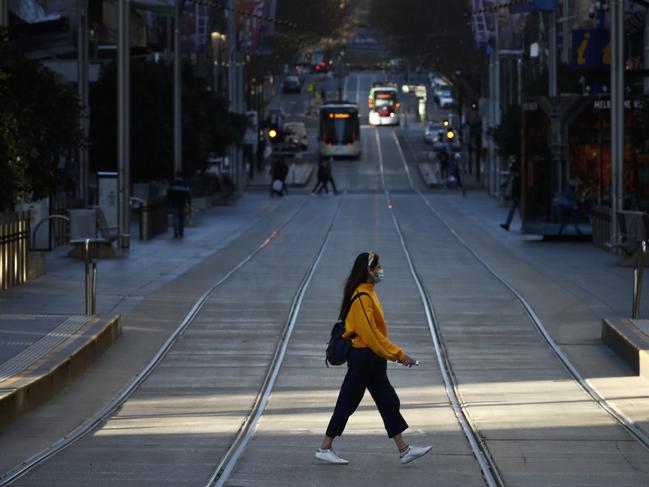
318, 102, 361, 160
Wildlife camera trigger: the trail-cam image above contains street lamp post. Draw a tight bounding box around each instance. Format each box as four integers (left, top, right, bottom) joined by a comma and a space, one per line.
78, 0, 89, 205
174, 0, 182, 175
211, 32, 225, 96
227, 0, 244, 192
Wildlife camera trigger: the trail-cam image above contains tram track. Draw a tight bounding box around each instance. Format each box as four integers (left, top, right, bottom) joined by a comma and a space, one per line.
390, 129, 649, 454
374, 129, 503, 487
0, 196, 341, 487
206, 198, 345, 486
355, 125, 649, 487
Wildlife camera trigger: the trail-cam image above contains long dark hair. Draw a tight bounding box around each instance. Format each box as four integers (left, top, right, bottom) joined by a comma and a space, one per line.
339, 251, 379, 319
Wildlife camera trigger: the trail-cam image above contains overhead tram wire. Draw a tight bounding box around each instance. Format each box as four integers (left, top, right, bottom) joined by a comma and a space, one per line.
206, 195, 347, 487
391, 131, 649, 454
373, 128, 504, 487
0, 196, 318, 486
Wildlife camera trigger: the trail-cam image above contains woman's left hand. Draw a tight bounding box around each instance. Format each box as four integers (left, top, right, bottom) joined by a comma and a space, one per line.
400, 354, 417, 367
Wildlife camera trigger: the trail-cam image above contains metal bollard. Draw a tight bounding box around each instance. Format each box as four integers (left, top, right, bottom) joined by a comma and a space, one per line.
632, 240, 648, 319
83, 239, 97, 315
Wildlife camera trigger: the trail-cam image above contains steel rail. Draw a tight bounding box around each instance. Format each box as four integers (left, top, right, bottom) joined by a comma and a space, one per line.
391, 131, 649, 454
0, 198, 316, 486
374, 129, 503, 487
206, 196, 345, 486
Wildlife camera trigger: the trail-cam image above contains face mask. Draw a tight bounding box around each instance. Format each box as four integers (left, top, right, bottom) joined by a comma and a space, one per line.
374, 268, 384, 283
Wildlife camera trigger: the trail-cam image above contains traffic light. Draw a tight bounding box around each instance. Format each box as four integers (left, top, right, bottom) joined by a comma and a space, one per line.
268, 127, 283, 144
443, 119, 449, 127
446, 129, 456, 141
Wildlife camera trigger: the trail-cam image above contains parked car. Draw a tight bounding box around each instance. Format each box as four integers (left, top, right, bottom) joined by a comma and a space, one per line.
283, 75, 302, 93
424, 121, 445, 145
434, 82, 454, 108
283, 122, 308, 151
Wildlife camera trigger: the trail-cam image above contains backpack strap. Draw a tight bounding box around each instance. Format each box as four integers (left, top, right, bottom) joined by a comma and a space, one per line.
343, 292, 370, 321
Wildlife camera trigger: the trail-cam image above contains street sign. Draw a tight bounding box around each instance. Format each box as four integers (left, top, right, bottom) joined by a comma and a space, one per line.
572, 29, 611, 70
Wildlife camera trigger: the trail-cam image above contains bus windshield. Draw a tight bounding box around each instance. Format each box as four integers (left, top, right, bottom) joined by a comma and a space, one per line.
320, 108, 359, 144
372, 90, 397, 110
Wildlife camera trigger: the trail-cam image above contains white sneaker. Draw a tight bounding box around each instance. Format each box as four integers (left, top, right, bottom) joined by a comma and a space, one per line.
399, 445, 432, 464
315, 448, 349, 465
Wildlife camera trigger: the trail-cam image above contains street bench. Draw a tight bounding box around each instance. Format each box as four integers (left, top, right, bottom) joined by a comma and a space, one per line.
68, 207, 119, 258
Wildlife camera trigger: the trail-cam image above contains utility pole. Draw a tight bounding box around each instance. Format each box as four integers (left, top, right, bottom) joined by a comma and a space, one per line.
517, 55, 523, 105
645, 10, 649, 95
174, 0, 182, 175
227, 0, 242, 192
549, 8, 557, 97
78, 0, 89, 205
610, 0, 625, 242
492, 13, 501, 197
118, 0, 130, 249
0, 0, 8, 27
488, 50, 495, 195
561, 0, 570, 64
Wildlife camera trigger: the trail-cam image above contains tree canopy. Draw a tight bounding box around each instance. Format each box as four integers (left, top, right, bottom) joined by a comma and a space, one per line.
0, 29, 84, 211
369, 0, 483, 89
90, 59, 247, 182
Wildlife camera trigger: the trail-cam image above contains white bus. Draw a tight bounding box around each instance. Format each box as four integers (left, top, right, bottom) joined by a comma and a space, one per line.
368, 84, 400, 126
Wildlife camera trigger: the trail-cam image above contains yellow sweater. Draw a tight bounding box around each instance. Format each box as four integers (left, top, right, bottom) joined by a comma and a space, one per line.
342, 283, 406, 362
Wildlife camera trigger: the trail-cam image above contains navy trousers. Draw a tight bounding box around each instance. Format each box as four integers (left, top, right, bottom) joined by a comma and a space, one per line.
326, 347, 408, 439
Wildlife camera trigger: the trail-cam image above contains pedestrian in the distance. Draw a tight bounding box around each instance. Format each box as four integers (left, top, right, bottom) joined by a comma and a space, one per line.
167, 171, 192, 238
448, 152, 466, 197
312, 159, 329, 194
323, 157, 338, 195
316, 251, 432, 465
500, 158, 521, 231
558, 173, 583, 236
437, 149, 449, 182
270, 156, 289, 197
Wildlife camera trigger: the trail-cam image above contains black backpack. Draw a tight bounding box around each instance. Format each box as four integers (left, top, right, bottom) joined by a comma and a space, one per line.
325, 292, 369, 367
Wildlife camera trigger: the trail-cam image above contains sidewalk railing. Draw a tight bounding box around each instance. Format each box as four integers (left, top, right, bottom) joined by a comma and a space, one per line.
0, 212, 30, 290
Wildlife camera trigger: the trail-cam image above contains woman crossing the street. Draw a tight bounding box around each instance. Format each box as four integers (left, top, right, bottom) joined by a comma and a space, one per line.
316, 251, 432, 465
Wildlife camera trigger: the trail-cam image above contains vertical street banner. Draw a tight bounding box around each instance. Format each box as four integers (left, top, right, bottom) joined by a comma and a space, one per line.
471, 0, 495, 47
256, 0, 276, 55
471, 0, 528, 51
238, 0, 276, 55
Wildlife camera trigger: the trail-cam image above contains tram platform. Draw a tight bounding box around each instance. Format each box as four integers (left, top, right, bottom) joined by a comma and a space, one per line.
0, 314, 121, 429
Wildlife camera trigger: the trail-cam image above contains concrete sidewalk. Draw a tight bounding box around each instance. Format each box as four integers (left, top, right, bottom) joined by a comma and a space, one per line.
443, 189, 647, 320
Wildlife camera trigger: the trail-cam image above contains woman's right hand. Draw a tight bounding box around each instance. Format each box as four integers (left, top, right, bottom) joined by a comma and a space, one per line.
400, 354, 417, 367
